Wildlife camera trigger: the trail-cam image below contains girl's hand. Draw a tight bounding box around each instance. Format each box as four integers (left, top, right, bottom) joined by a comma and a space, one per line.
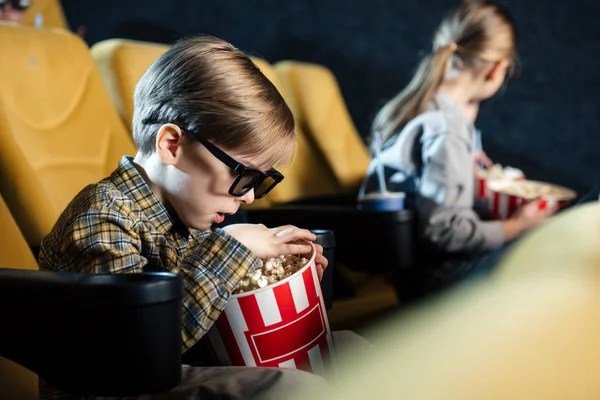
474, 150, 493, 171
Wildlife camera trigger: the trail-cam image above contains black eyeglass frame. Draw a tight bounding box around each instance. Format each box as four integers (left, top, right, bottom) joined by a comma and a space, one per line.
179, 127, 284, 199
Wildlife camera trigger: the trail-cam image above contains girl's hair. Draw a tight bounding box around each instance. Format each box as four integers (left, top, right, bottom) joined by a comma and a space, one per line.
132, 35, 295, 168
372, 0, 518, 144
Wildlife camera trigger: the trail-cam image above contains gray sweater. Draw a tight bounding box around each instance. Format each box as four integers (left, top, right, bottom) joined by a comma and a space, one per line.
363, 92, 505, 255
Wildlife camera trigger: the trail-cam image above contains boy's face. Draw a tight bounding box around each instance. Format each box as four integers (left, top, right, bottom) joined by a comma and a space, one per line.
157, 128, 263, 231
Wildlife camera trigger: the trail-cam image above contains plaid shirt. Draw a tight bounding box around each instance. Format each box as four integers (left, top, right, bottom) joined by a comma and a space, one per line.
39, 156, 260, 351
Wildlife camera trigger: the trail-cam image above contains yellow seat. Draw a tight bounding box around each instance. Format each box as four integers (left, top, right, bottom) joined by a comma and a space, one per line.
0, 24, 135, 246
20, 0, 68, 30
91, 39, 339, 207
496, 202, 600, 280
274, 61, 370, 192
296, 273, 600, 400
91, 39, 169, 130
253, 60, 339, 205
0, 193, 38, 400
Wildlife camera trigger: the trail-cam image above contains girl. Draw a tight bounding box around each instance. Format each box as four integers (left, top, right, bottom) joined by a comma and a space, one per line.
362, 0, 549, 293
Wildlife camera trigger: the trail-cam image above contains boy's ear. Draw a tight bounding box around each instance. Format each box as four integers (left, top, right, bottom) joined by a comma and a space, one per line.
485, 59, 510, 82
156, 124, 184, 166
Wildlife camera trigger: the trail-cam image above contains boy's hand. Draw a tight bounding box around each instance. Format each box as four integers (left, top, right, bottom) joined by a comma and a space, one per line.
222, 224, 317, 259
313, 243, 328, 281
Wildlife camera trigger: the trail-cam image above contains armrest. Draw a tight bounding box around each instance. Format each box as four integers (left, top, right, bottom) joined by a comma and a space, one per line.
0, 269, 183, 397
246, 205, 416, 273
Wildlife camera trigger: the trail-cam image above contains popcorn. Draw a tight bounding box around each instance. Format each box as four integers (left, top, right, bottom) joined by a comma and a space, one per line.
250, 270, 262, 282
495, 180, 573, 199
257, 276, 269, 288
478, 163, 524, 180
233, 254, 310, 294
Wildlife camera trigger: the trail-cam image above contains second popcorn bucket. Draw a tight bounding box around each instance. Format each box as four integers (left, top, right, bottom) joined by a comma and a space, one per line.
207, 243, 336, 375
487, 179, 577, 219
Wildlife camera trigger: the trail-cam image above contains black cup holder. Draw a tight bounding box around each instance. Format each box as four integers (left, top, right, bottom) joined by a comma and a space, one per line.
0, 269, 184, 396
80, 271, 176, 283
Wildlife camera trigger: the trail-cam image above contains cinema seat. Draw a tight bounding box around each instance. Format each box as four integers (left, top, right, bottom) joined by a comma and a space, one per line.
0, 24, 135, 246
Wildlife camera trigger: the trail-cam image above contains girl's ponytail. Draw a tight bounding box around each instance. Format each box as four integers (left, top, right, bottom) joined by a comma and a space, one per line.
372, 45, 456, 145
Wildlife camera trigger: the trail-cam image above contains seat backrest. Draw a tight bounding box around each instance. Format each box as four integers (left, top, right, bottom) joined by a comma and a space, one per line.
274, 61, 370, 192
91, 39, 169, 129
90, 39, 340, 206
0, 24, 136, 246
251, 59, 340, 205
291, 202, 600, 400
496, 202, 600, 280
20, 0, 68, 30
0, 193, 38, 400
293, 271, 600, 400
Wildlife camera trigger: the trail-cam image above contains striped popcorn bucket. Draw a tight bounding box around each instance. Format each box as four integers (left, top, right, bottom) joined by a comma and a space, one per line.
476, 175, 525, 200
487, 180, 577, 220
476, 176, 492, 200
207, 244, 335, 375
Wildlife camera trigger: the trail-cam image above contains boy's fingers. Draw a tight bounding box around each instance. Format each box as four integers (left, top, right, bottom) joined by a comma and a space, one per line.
314, 243, 324, 255
276, 228, 316, 242
271, 225, 295, 236
283, 243, 312, 255
315, 253, 328, 269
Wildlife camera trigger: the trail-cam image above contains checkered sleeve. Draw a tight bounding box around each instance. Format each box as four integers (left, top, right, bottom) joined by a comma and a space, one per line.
175, 228, 261, 350
38, 205, 147, 274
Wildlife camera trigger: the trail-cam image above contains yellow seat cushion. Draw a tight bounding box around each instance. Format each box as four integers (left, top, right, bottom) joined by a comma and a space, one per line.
0, 358, 37, 400
91, 39, 169, 129
275, 61, 369, 191
252, 59, 339, 205
293, 272, 600, 400
0, 24, 135, 246
20, 0, 68, 30
496, 202, 600, 280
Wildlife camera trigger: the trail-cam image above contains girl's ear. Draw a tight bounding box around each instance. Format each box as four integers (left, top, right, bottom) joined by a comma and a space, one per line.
485, 59, 510, 82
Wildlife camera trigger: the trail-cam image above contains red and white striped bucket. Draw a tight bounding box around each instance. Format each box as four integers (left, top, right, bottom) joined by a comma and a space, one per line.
207, 244, 335, 375
487, 180, 577, 220
476, 174, 525, 200
476, 176, 492, 199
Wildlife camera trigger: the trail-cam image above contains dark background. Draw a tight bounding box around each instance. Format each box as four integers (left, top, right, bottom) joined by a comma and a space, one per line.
63, 0, 600, 197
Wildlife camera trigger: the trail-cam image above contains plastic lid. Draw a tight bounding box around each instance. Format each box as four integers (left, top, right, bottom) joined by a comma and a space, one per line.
310, 229, 336, 248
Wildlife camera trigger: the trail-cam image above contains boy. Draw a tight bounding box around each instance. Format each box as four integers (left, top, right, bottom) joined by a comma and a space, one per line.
38, 35, 333, 399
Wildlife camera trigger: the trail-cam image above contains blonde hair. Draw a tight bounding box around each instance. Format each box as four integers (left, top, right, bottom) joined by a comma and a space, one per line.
372, 0, 518, 144
132, 35, 295, 168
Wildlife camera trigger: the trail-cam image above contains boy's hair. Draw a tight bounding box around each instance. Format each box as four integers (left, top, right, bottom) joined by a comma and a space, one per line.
132, 35, 295, 168
372, 0, 518, 144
